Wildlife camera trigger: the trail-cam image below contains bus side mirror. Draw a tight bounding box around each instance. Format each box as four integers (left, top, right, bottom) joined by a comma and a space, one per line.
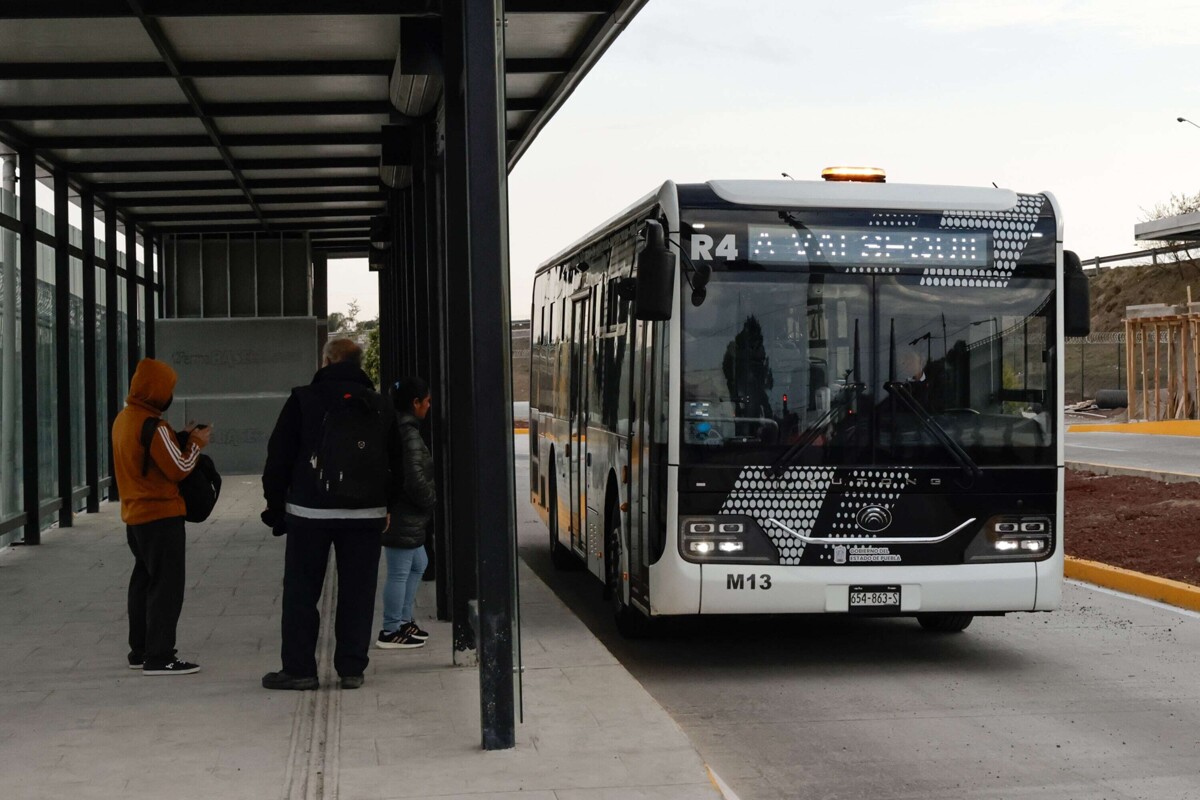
634, 219, 675, 321
1063, 250, 1090, 337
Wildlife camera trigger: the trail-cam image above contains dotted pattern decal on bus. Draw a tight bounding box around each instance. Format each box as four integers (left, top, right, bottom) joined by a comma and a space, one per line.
923, 193, 1045, 289
719, 467, 915, 565
718, 466, 836, 565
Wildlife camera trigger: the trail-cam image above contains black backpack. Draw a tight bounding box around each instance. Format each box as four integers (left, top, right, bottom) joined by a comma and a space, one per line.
307, 390, 390, 506
140, 418, 222, 523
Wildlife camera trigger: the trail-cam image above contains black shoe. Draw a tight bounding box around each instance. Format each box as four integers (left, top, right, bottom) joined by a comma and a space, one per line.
128, 654, 143, 670
400, 621, 430, 641
376, 628, 425, 649
340, 675, 364, 690
143, 660, 200, 676
261, 671, 319, 690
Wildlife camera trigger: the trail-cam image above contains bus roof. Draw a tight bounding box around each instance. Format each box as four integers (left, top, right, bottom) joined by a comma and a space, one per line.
701, 180, 1022, 213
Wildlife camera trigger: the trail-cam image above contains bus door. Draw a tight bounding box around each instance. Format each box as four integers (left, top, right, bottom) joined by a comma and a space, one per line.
627, 317, 651, 606
569, 294, 589, 557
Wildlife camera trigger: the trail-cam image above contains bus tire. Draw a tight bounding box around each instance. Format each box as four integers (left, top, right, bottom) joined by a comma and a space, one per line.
917, 613, 974, 632
548, 473, 578, 571
606, 496, 653, 638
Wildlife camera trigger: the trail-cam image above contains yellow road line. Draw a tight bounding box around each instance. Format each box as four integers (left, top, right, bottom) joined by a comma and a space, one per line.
1065, 556, 1200, 613
1068, 420, 1200, 436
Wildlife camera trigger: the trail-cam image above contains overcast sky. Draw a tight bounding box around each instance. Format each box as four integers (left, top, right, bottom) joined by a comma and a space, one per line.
331, 0, 1200, 322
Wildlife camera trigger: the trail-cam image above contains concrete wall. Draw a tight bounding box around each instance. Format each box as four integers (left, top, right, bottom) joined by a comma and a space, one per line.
158, 318, 319, 475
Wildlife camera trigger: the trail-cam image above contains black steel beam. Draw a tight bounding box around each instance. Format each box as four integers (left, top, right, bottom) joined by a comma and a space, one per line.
104, 206, 120, 502
71, 156, 378, 173
462, 0, 517, 750
100, 176, 382, 193
120, 191, 385, 207
0, 60, 394, 81
504, 58, 573, 73
81, 192, 100, 513
36, 132, 385, 150
125, 220, 140, 379
54, 170, 74, 528
3, 101, 396, 121
0, 1, 439, 18
126, 0, 265, 226
440, 0, 477, 679
19, 150, 40, 544
155, 220, 369, 235
507, 0, 612, 11
140, 207, 381, 223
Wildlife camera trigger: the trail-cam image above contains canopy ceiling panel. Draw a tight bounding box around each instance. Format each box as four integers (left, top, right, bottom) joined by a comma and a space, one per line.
218, 114, 392, 135
20, 117, 209, 137
0, 0, 649, 237
0, 78, 185, 105
0, 19, 159, 61
190, 76, 388, 103
160, 15, 401, 61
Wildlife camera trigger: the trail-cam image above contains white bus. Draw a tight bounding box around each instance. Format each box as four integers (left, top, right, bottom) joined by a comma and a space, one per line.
528, 171, 1089, 636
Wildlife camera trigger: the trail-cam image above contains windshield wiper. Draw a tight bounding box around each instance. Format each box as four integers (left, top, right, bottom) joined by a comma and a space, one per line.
884, 381, 982, 485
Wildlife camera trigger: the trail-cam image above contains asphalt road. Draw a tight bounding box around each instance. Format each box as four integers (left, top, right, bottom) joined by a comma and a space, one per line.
512, 436, 1200, 800
1066, 432, 1200, 476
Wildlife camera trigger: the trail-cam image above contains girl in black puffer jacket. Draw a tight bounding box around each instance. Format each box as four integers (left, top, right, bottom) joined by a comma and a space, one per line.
377, 377, 436, 650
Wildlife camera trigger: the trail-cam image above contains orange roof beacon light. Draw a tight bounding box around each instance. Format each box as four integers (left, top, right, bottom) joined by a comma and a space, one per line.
820, 166, 887, 183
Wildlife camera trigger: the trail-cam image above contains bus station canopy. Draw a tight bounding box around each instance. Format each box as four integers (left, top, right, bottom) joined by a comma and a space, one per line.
1134, 209, 1200, 242
0, 0, 646, 248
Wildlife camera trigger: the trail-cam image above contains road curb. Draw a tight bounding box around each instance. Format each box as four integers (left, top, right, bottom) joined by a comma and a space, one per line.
1066, 461, 1200, 484
1068, 421, 1200, 436
1064, 556, 1200, 613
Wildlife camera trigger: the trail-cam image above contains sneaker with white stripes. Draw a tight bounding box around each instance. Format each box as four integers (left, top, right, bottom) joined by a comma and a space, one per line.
143, 660, 201, 676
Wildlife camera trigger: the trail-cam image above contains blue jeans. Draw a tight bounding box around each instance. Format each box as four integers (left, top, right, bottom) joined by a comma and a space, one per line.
382, 545, 428, 633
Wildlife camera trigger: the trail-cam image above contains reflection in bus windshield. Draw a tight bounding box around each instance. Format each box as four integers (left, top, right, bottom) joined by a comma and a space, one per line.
681, 274, 1054, 466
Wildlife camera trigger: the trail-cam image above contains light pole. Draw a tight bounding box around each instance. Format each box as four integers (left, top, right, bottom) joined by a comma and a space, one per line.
1177, 116, 1200, 132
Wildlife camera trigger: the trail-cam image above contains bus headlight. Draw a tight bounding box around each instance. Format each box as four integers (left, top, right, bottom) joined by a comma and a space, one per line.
965, 516, 1053, 562
680, 516, 778, 564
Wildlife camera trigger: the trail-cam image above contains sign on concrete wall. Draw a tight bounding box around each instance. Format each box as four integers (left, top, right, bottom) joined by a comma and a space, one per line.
158, 318, 319, 475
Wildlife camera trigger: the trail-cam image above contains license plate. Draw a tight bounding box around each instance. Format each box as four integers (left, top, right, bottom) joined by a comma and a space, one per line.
849, 585, 901, 612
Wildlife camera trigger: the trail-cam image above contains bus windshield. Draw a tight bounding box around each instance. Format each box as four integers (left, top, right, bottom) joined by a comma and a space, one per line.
680, 262, 1056, 468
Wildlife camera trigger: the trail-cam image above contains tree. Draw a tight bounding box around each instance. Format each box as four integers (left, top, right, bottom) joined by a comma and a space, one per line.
327, 298, 362, 336
362, 325, 380, 388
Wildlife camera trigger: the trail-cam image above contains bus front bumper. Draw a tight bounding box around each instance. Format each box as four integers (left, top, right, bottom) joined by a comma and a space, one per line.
693, 560, 1053, 615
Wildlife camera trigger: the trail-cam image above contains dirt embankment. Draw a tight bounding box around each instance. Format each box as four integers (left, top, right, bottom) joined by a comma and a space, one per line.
1088, 257, 1200, 332
1066, 469, 1200, 586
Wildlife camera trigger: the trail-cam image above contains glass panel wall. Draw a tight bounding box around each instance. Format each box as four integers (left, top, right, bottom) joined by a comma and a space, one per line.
95, 236, 109, 490
36, 239, 57, 506
0, 187, 22, 532
69, 254, 85, 498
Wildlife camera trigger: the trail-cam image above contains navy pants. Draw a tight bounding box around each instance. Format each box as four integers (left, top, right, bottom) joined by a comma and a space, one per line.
280, 527, 382, 679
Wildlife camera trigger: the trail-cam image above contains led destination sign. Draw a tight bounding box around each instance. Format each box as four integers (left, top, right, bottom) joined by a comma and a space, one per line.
749, 225, 992, 268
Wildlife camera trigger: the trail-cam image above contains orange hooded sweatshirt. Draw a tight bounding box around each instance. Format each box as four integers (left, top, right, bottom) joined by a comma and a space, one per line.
112, 358, 200, 525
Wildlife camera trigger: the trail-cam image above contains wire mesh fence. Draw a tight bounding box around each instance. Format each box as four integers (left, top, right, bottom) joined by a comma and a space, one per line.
1064, 332, 1127, 405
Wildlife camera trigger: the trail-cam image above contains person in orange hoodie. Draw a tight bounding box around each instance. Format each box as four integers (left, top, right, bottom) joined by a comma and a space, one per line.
112, 358, 211, 676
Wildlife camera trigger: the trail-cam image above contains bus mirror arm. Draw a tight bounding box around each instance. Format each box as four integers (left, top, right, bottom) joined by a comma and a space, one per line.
633, 220, 675, 321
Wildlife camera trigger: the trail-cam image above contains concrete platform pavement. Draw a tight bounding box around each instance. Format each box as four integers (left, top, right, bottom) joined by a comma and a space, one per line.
0, 478, 719, 800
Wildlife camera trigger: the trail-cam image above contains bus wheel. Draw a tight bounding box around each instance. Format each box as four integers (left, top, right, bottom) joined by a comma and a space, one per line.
917, 613, 974, 632
548, 475, 577, 571
606, 500, 653, 638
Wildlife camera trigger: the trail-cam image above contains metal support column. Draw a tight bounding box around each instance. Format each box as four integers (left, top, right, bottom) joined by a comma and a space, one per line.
456, 0, 518, 750
104, 206, 120, 501
145, 237, 156, 358
19, 150, 40, 544
81, 192, 100, 513
440, 0, 480, 669
125, 220, 139, 375
54, 170, 73, 527
0, 156, 17, 520
428, 152, 452, 623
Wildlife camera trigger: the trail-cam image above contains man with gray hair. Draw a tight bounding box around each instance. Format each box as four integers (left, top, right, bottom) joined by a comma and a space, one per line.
260, 337, 403, 691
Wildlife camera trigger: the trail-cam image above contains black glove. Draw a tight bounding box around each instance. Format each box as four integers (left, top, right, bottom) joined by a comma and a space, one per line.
261, 508, 287, 537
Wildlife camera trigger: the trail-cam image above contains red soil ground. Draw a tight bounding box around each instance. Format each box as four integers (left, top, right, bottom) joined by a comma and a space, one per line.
1065, 469, 1200, 586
